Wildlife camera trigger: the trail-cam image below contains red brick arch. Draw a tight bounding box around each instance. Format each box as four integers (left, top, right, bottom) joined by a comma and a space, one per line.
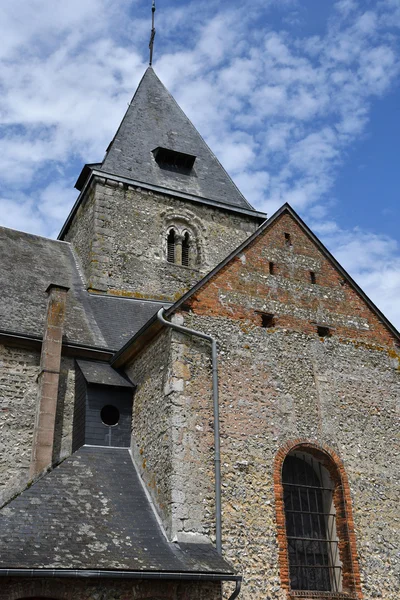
274, 440, 363, 599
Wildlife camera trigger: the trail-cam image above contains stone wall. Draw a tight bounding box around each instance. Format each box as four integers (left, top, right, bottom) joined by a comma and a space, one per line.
126, 329, 174, 536
65, 178, 259, 300
166, 326, 215, 542
0, 577, 221, 600
126, 325, 215, 544
64, 182, 96, 288
0, 347, 76, 507
0, 344, 40, 505
145, 211, 400, 599
53, 356, 76, 463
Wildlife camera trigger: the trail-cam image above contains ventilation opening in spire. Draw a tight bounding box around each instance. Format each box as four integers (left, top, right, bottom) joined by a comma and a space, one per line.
152, 147, 196, 174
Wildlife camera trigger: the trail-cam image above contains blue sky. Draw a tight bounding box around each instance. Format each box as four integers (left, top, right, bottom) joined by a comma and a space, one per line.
1, 0, 400, 327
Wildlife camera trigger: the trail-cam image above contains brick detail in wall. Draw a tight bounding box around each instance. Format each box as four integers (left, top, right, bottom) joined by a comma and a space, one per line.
30, 284, 69, 478
273, 440, 363, 600
186, 212, 398, 348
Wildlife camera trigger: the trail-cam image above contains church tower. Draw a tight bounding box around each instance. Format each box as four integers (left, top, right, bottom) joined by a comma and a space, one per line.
0, 16, 399, 600
60, 68, 266, 301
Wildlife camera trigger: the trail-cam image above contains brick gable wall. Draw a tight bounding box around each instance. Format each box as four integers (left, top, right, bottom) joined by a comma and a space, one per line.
145, 211, 400, 599
186, 212, 398, 348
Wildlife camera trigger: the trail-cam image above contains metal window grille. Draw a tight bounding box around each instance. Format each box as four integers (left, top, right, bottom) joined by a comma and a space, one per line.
167, 230, 175, 263
182, 232, 190, 267
283, 454, 342, 593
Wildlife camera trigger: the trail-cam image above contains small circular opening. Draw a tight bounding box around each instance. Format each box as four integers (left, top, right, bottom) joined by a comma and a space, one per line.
101, 405, 120, 426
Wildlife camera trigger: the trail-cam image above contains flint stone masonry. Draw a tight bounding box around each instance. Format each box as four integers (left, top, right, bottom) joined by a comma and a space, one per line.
0, 345, 40, 506
126, 327, 214, 543
0, 348, 75, 507
126, 212, 400, 599
166, 315, 400, 600
65, 179, 259, 299
53, 355, 76, 462
65, 181, 96, 289
126, 329, 174, 535
0, 577, 221, 600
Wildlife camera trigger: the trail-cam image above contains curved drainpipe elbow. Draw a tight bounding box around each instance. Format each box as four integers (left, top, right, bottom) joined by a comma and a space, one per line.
228, 579, 242, 600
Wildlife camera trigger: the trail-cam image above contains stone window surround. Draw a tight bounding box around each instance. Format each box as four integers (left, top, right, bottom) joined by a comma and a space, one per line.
165, 224, 198, 268
274, 440, 363, 600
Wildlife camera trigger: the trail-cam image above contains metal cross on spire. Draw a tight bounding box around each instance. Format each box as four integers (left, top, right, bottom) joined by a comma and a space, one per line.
149, 0, 156, 66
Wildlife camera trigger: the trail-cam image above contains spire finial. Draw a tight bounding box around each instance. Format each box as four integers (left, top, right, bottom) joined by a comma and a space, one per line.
149, 0, 156, 66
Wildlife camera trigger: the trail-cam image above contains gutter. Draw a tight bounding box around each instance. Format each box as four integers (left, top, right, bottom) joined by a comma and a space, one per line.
0, 569, 241, 582
157, 308, 222, 556
0, 329, 114, 361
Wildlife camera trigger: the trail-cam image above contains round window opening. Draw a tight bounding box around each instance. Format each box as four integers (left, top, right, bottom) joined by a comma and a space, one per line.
101, 405, 120, 426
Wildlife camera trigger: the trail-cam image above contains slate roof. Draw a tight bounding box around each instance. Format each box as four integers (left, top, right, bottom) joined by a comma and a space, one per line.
0, 446, 233, 574
0, 226, 170, 352
76, 360, 134, 387
88, 294, 168, 351
99, 67, 254, 211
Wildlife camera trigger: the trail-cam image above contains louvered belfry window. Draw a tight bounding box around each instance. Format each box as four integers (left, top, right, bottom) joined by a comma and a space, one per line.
282, 454, 342, 593
182, 232, 190, 267
167, 229, 176, 263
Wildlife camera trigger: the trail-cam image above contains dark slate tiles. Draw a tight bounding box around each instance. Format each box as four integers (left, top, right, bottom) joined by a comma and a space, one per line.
0, 226, 171, 352
76, 360, 134, 387
0, 227, 104, 348
0, 447, 233, 574
101, 67, 254, 211
88, 295, 169, 351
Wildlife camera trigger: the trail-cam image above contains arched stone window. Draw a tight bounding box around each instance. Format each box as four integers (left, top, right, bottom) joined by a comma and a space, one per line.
274, 442, 363, 599
167, 228, 176, 264
182, 231, 190, 267
165, 227, 196, 267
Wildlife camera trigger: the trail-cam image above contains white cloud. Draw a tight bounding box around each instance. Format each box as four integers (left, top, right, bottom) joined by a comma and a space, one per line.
1, 0, 400, 328
318, 225, 400, 329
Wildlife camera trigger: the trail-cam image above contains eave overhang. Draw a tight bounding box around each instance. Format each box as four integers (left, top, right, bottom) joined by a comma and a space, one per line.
0, 329, 114, 361
59, 169, 267, 240
0, 568, 240, 582
74, 163, 102, 191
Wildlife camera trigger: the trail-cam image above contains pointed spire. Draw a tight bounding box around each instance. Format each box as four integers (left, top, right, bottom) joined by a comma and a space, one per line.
149, 0, 156, 66
100, 68, 255, 211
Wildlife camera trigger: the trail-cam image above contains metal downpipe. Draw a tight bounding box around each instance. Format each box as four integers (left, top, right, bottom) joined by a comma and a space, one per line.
228, 579, 242, 600
157, 308, 222, 555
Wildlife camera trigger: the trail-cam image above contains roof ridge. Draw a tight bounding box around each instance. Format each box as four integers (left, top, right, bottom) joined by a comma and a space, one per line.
0, 224, 71, 245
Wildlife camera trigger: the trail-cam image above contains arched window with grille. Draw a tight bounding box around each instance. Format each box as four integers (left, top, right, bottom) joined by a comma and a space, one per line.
283, 453, 340, 592
182, 231, 190, 266
167, 228, 176, 264
275, 443, 362, 599
165, 226, 197, 267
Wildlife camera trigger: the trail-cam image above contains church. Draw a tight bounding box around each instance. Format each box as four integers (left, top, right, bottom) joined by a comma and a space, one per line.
0, 63, 398, 600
